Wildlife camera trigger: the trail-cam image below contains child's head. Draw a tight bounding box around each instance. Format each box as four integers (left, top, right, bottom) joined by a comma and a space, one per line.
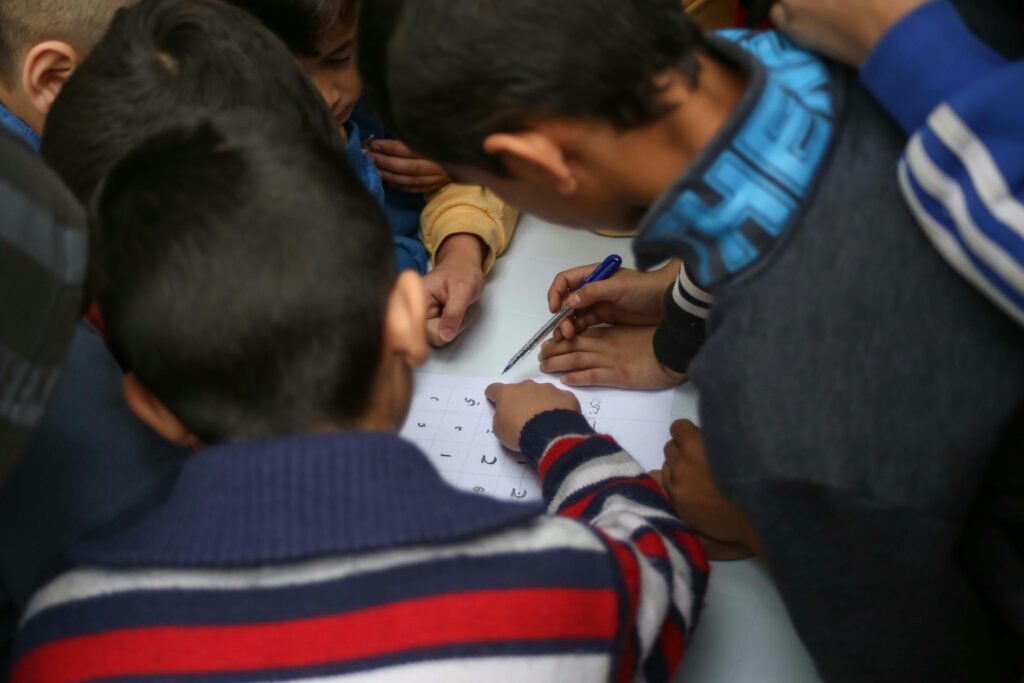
359, 0, 708, 230
41, 0, 338, 204
0, 0, 130, 133
224, 0, 361, 132
96, 115, 428, 446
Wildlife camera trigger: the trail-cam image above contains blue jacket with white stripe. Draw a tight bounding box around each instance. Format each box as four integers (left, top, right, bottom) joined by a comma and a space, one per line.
862, 0, 1024, 327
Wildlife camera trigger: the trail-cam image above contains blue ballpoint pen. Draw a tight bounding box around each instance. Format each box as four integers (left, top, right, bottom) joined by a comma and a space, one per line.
501, 254, 623, 375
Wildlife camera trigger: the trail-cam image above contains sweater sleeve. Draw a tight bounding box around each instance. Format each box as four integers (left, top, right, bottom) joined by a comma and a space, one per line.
518, 410, 709, 681
421, 184, 520, 274
862, 1, 1024, 326
653, 264, 712, 374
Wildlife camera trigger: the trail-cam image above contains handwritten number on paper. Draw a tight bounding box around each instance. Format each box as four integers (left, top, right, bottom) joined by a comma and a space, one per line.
464, 398, 479, 407
418, 422, 427, 429
511, 488, 527, 499
481, 455, 498, 466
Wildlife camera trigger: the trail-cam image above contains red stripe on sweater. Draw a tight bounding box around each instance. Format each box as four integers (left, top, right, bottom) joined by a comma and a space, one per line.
603, 536, 641, 683
13, 588, 617, 683
537, 436, 587, 480
672, 529, 710, 575
537, 434, 618, 481
560, 475, 665, 519
658, 616, 687, 674
634, 530, 670, 561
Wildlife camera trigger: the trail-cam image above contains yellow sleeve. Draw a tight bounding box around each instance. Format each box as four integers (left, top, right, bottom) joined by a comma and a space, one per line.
421, 184, 520, 274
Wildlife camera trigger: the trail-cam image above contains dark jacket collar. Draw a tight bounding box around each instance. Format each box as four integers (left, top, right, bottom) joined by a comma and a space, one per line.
633, 31, 841, 288
74, 432, 544, 568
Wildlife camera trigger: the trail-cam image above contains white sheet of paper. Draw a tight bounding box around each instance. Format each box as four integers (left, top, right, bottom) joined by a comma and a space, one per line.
400, 373, 675, 503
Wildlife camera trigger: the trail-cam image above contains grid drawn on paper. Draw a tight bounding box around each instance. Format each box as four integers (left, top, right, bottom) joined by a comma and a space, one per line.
400, 374, 676, 504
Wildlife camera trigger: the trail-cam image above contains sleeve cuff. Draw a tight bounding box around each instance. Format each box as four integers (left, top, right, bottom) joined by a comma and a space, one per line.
654, 286, 707, 374
518, 410, 597, 467
862, 0, 1006, 134
426, 206, 502, 274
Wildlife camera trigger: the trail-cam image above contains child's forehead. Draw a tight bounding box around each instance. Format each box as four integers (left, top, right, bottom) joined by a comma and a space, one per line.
316, 17, 357, 52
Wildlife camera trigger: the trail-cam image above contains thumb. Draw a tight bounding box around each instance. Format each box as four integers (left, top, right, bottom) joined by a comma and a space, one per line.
438, 285, 472, 343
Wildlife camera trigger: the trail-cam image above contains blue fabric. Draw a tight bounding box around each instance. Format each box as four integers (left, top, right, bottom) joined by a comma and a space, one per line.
862, 0, 1024, 325
73, 431, 544, 568
862, 1, 1007, 135
0, 102, 39, 151
0, 322, 186, 642
634, 32, 836, 286
344, 116, 428, 275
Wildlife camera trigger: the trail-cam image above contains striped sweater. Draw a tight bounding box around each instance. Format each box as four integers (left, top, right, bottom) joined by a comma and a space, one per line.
9, 410, 708, 683
862, 0, 1024, 327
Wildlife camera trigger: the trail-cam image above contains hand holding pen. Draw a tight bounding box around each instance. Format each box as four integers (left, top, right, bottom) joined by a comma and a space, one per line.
502, 255, 622, 375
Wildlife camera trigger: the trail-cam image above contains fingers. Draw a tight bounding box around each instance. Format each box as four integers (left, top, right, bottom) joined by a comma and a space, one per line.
484, 381, 506, 405
370, 152, 443, 177
561, 368, 621, 388
376, 169, 450, 193
438, 284, 474, 345
548, 264, 600, 313
540, 351, 604, 375
539, 332, 604, 360
565, 279, 625, 311
670, 419, 701, 444
370, 139, 422, 159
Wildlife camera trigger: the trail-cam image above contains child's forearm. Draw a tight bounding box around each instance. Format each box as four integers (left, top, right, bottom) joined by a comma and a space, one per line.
519, 410, 710, 680
421, 185, 519, 274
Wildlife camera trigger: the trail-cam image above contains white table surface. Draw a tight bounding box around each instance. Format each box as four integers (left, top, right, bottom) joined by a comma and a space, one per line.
423, 214, 822, 683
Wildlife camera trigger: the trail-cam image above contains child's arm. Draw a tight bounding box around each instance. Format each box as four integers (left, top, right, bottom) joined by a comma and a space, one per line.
420, 185, 520, 345
487, 381, 709, 681
421, 184, 519, 275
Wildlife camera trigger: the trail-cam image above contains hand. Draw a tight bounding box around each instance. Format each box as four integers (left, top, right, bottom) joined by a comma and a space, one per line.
366, 139, 451, 193
422, 234, 487, 346
539, 325, 687, 390
650, 420, 762, 560
772, 0, 929, 66
485, 380, 581, 452
547, 260, 680, 341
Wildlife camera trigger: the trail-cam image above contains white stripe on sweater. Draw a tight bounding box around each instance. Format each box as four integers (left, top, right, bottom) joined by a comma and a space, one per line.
900, 162, 1024, 326
906, 136, 1024, 292
546, 450, 647, 513
678, 265, 714, 304
24, 516, 605, 624
265, 654, 611, 683
928, 105, 1024, 237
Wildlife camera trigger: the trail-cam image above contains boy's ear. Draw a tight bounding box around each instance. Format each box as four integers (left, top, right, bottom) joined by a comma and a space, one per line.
483, 131, 578, 195
122, 374, 200, 449
22, 41, 80, 120
384, 270, 429, 369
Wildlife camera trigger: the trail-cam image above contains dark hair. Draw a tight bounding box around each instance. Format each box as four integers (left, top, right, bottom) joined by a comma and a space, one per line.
93, 115, 396, 444
222, 0, 356, 57
40, 0, 339, 205
360, 0, 706, 173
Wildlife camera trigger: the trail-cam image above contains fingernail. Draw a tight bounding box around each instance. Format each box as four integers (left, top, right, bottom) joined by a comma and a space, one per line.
440, 328, 455, 343
568, 294, 582, 308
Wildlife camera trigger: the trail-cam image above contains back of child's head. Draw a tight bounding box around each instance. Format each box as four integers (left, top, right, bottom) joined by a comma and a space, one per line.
93, 114, 396, 444
40, 0, 338, 204
221, 0, 356, 57
0, 0, 127, 87
359, 0, 706, 173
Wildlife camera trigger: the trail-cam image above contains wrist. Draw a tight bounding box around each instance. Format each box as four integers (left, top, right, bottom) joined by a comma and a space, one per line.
435, 233, 487, 269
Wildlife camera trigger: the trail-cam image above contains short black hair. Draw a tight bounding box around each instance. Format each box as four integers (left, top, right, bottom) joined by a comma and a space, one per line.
41, 0, 339, 205
93, 115, 396, 444
360, 0, 706, 173
222, 0, 356, 57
